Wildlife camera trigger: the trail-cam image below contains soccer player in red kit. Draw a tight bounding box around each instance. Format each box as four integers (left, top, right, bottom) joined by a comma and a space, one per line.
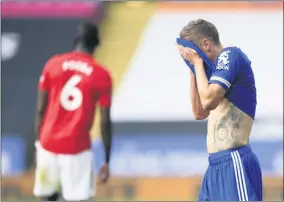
33, 22, 112, 201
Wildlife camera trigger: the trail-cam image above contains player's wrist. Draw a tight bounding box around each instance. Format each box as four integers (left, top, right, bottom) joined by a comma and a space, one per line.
193, 59, 204, 67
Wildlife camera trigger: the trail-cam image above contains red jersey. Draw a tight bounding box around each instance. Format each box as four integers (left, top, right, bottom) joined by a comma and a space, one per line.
38, 52, 112, 154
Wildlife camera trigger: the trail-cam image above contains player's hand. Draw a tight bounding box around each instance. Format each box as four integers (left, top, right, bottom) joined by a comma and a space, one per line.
98, 163, 109, 184
177, 45, 203, 66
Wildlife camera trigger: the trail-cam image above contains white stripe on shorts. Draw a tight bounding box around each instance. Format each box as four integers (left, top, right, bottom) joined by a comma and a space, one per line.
235, 151, 248, 201
231, 151, 248, 201
231, 152, 242, 200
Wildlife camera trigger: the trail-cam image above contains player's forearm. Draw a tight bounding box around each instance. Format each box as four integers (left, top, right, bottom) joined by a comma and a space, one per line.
195, 63, 215, 109
34, 114, 44, 138
101, 117, 112, 164
34, 91, 48, 139
189, 72, 209, 119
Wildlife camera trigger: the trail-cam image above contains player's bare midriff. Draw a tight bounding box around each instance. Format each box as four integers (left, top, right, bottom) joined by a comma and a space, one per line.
207, 98, 253, 153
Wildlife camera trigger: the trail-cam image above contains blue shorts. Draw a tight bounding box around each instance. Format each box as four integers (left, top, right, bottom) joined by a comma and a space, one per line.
198, 145, 263, 201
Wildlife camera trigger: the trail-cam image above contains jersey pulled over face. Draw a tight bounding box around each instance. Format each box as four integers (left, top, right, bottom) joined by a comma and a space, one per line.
38, 52, 112, 154
207, 47, 256, 153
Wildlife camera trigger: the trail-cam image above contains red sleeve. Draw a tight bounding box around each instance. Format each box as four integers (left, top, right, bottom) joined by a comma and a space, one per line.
38, 55, 59, 91
98, 69, 112, 108
38, 64, 50, 91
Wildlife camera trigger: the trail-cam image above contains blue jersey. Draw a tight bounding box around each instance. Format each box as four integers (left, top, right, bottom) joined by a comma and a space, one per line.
209, 47, 257, 119
199, 48, 262, 201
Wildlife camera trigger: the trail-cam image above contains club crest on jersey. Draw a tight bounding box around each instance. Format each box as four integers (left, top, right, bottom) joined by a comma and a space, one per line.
216, 50, 231, 70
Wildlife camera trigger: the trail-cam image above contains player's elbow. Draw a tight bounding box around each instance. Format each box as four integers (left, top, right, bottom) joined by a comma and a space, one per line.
201, 98, 218, 111
36, 109, 45, 117
193, 113, 208, 120
192, 108, 209, 120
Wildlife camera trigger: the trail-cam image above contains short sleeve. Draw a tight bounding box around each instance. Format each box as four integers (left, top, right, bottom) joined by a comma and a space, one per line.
38, 63, 50, 91
98, 70, 112, 108
209, 50, 239, 91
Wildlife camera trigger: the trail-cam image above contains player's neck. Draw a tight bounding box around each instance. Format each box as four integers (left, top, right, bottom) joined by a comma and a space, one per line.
74, 47, 93, 56
212, 45, 224, 61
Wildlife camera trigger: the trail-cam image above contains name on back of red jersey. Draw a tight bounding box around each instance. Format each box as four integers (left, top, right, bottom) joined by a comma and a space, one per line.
62, 60, 93, 76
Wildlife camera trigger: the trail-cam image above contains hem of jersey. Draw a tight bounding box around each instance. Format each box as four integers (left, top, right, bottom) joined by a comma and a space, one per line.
40, 140, 91, 155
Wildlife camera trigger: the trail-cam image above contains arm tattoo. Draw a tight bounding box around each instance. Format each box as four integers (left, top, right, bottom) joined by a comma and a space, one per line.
213, 104, 245, 151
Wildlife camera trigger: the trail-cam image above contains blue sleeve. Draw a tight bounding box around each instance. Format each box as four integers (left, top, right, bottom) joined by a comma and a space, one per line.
209, 50, 239, 91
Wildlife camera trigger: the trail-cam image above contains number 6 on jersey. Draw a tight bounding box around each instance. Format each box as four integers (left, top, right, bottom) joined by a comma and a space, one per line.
60, 75, 83, 111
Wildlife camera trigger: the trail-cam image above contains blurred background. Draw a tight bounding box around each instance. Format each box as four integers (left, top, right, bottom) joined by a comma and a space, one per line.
1, 1, 283, 201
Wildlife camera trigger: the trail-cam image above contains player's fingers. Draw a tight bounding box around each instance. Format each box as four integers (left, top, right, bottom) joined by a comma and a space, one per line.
98, 175, 104, 184
98, 178, 104, 184
98, 175, 108, 184
185, 47, 196, 53
184, 51, 192, 59
177, 45, 186, 53
183, 48, 195, 58
98, 170, 109, 184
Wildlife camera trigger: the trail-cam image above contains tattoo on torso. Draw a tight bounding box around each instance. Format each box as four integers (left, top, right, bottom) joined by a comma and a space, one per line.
213, 104, 245, 151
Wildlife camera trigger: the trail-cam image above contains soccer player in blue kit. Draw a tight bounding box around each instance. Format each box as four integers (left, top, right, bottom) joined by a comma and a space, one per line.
177, 19, 262, 201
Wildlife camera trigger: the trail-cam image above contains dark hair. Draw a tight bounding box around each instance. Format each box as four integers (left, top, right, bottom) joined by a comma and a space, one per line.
75, 22, 100, 51
180, 19, 220, 45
